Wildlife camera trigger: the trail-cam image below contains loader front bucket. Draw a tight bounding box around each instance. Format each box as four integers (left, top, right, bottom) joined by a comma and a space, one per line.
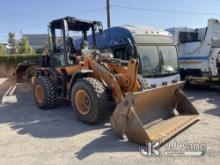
111, 82, 200, 145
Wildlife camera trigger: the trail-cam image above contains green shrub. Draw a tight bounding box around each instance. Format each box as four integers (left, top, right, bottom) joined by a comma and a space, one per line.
0, 54, 43, 68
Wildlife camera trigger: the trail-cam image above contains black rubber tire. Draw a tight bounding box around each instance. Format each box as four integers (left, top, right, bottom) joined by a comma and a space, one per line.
71, 77, 108, 124
33, 76, 56, 109
137, 74, 149, 90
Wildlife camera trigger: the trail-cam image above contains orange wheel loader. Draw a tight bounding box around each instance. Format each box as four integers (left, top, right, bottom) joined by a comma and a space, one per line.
32, 17, 200, 145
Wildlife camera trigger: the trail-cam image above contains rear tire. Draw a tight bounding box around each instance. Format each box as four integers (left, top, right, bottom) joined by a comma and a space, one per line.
33, 76, 56, 109
71, 77, 108, 124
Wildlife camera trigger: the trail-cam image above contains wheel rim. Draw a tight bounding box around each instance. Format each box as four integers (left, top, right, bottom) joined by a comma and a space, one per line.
35, 85, 44, 104
75, 90, 91, 115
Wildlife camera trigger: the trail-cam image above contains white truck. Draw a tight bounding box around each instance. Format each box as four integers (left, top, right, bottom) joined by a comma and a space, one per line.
167, 19, 220, 86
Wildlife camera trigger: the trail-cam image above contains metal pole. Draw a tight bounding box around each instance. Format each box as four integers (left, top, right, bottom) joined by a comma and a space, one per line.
106, 0, 111, 28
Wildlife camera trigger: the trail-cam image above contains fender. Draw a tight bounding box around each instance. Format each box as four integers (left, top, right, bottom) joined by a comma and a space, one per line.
69, 70, 93, 95
33, 67, 59, 83
14, 64, 42, 83
34, 68, 57, 78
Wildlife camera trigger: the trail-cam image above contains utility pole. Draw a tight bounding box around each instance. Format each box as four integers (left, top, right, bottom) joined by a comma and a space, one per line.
106, 0, 111, 28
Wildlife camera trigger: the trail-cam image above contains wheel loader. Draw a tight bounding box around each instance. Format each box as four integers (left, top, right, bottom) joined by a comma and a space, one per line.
33, 16, 200, 145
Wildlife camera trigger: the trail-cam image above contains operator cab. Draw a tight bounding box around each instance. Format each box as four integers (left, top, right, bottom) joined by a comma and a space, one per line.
48, 16, 103, 67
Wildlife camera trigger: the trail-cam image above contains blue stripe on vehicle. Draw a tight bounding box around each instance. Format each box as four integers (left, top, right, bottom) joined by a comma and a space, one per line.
179, 56, 209, 61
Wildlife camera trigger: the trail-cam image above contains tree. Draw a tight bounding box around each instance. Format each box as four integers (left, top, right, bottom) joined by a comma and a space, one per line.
17, 36, 35, 55
8, 32, 16, 54
0, 44, 5, 54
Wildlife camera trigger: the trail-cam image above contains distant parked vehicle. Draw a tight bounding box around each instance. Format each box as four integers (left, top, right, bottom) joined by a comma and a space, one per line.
167, 19, 220, 87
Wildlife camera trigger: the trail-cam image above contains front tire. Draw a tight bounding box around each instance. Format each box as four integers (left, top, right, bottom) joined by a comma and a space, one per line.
33, 76, 56, 109
71, 77, 108, 124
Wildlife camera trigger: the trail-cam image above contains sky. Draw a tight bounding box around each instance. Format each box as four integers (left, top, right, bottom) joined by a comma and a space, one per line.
0, 0, 220, 42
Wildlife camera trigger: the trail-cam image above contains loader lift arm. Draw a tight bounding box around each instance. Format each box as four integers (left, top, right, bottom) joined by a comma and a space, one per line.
82, 55, 141, 104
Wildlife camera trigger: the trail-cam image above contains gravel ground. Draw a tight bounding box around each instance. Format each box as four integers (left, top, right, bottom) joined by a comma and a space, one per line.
0, 78, 220, 165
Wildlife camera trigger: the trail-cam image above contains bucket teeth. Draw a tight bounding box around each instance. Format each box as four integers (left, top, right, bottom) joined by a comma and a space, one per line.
111, 81, 200, 145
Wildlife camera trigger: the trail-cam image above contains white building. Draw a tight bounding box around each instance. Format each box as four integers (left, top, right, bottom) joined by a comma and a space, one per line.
24, 34, 48, 52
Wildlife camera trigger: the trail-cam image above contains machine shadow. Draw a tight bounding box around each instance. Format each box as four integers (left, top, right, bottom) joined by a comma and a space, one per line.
184, 86, 220, 117
0, 86, 108, 139
0, 81, 143, 159
204, 108, 220, 116
75, 129, 139, 160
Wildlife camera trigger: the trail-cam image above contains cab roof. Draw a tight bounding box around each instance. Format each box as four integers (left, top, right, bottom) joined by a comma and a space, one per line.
49, 16, 101, 31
